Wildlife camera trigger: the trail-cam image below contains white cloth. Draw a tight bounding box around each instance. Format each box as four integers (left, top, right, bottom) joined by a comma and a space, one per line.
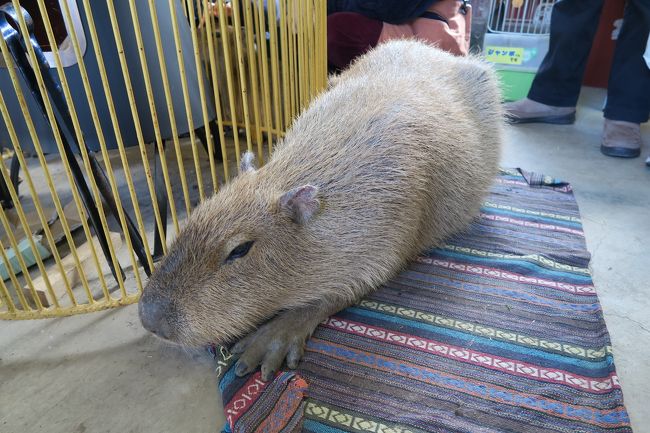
644, 36, 650, 70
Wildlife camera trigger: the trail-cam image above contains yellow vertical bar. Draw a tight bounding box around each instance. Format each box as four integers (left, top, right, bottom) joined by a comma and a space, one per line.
166, 0, 205, 201
316, 0, 323, 91
302, 0, 310, 103
312, 0, 317, 83
242, 0, 264, 164
0, 28, 101, 305
181, 0, 191, 18
31, 0, 134, 299
303, 0, 309, 104
255, 0, 274, 158
56, 0, 145, 292
253, 1, 271, 156
0, 153, 82, 307
314, 0, 320, 93
308, 0, 316, 99
0, 273, 17, 314
279, 0, 291, 128
289, 0, 298, 120
297, 0, 305, 110
308, 0, 314, 99
126, 0, 180, 234
64, 0, 158, 274
217, 0, 242, 167
316, 0, 322, 89
267, 0, 282, 146
186, 0, 219, 193
231, 0, 255, 159
0, 97, 80, 307
0, 236, 30, 311
303, 0, 310, 107
319, 0, 328, 90
293, 0, 300, 111
284, 0, 293, 121
0, 210, 43, 310
33, 0, 122, 302
104, 0, 168, 256
196, 25, 208, 88
203, 0, 230, 181
147, 0, 193, 216
0, 148, 64, 308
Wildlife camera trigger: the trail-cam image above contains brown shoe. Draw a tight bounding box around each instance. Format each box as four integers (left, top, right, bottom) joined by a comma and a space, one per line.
600, 120, 642, 158
504, 98, 576, 124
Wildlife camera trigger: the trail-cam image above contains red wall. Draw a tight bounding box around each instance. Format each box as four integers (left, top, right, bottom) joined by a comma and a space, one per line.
583, 0, 626, 88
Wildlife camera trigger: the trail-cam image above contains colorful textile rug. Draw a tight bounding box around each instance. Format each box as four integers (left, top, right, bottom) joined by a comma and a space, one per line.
214, 169, 632, 433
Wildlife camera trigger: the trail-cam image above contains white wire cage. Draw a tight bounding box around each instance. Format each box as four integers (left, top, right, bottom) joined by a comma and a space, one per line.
487, 0, 557, 35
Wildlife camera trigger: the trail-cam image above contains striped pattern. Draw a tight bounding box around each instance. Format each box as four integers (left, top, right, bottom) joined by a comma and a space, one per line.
218, 354, 307, 433
216, 169, 631, 433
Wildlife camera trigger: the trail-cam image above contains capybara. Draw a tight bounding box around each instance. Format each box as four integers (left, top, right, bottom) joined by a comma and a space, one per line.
139, 40, 503, 381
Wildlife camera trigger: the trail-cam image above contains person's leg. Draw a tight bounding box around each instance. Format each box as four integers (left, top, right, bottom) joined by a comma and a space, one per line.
506, 0, 605, 124
327, 12, 383, 74
600, 0, 650, 158
529, 0, 605, 106
604, 2, 650, 123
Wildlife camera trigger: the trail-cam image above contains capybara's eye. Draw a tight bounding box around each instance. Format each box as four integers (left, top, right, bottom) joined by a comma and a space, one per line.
225, 241, 255, 263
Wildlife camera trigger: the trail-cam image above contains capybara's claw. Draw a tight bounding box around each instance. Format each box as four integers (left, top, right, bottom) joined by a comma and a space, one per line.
234, 360, 251, 376
233, 315, 310, 381
230, 335, 252, 354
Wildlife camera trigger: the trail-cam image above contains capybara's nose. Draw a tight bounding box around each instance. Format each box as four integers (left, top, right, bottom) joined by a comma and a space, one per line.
138, 297, 172, 340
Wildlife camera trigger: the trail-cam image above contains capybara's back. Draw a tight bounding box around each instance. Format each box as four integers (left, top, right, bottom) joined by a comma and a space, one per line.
269, 39, 503, 264
140, 40, 503, 380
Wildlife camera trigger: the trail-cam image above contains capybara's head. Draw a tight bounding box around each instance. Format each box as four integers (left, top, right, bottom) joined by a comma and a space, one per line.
138, 153, 321, 346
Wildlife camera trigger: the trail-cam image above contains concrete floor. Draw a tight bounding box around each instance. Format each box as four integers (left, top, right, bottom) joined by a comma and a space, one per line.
1, 87, 649, 432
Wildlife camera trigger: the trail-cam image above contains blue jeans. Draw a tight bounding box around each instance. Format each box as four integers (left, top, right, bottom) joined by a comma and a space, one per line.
528, 0, 650, 123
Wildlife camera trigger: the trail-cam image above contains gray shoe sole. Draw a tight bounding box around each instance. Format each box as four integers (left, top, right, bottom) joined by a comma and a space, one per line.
506, 112, 576, 125
600, 145, 641, 158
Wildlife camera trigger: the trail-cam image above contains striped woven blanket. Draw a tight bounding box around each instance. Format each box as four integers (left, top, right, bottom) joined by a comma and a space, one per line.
214, 169, 632, 433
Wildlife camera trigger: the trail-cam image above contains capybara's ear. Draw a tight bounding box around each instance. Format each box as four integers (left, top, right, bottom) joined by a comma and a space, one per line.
279, 185, 320, 224
240, 152, 256, 174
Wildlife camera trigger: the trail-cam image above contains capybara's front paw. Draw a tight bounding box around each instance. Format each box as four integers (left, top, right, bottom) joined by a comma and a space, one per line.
231, 314, 312, 381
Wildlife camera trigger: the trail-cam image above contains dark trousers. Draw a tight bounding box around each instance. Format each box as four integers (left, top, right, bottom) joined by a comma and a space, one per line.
528, 0, 650, 123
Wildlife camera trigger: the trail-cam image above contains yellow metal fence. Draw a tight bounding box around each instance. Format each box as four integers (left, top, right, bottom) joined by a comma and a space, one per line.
0, 0, 327, 319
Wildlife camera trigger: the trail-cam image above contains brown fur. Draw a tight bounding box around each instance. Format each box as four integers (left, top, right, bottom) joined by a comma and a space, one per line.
140, 40, 503, 372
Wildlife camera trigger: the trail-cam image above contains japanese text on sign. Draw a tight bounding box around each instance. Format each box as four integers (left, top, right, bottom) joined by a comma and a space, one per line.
485, 46, 524, 65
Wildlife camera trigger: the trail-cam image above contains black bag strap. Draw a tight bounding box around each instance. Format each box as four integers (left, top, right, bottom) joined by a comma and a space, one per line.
419, 0, 470, 22
419, 11, 449, 24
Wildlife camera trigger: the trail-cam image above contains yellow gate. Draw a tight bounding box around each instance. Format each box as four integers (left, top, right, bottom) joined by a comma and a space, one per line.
0, 0, 327, 319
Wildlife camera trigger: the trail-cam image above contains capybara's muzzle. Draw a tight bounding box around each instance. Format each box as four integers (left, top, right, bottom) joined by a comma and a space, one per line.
139, 295, 174, 341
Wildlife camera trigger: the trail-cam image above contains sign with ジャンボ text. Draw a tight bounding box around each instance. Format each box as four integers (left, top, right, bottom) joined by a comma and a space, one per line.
485, 46, 524, 65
